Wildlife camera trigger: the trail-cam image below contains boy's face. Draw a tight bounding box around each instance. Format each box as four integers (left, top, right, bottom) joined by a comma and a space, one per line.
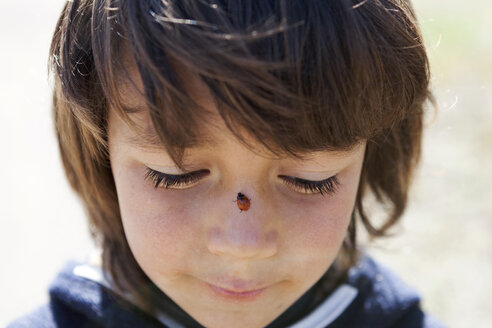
108, 64, 366, 328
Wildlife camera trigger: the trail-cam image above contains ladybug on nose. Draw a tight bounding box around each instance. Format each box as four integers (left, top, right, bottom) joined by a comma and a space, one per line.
235, 192, 251, 212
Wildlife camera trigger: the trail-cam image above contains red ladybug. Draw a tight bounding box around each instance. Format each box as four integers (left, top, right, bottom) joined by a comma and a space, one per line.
235, 192, 251, 212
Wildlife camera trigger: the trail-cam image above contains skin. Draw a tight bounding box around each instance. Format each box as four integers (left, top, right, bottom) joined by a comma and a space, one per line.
108, 61, 367, 328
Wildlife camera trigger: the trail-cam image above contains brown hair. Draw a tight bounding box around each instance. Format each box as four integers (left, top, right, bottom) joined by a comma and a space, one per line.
50, 0, 432, 313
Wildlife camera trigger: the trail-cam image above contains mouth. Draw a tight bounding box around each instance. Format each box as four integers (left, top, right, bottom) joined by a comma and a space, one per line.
206, 282, 267, 300
208, 284, 267, 300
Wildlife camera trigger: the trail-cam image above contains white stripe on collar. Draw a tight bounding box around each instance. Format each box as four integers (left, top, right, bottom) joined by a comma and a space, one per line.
74, 264, 357, 328
287, 284, 358, 328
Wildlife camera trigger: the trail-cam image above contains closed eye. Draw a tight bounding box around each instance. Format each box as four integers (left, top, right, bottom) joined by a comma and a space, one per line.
144, 167, 340, 196
144, 168, 209, 189
278, 175, 340, 196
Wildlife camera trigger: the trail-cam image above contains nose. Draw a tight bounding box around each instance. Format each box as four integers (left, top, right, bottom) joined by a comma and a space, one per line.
207, 212, 278, 260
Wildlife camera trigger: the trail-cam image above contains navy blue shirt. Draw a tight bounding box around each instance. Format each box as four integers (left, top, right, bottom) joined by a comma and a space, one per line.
8, 254, 446, 327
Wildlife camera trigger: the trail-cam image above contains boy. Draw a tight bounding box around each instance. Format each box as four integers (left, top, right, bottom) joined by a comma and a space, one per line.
10, 0, 444, 327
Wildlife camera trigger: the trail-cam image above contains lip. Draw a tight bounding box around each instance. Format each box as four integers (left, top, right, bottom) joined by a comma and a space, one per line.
202, 277, 270, 301
206, 282, 267, 300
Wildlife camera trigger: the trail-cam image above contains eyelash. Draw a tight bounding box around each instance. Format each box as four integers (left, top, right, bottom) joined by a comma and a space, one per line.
144, 168, 340, 196
278, 175, 340, 196
144, 168, 209, 189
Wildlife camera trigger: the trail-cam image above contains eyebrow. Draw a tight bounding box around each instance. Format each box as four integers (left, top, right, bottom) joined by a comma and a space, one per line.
121, 110, 220, 152
124, 130, 222, 152
124, 133, 164, 151
121, 104, 147, 114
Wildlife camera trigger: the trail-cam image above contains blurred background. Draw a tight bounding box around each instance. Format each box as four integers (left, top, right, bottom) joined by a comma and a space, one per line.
0, 1, 490, 327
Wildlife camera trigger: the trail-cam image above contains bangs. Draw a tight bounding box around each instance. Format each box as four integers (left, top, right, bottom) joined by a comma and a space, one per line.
68, 0, 429, 167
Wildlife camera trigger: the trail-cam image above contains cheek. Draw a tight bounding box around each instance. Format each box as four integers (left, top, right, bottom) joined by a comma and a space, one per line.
113, 165, 200, 278
279, 172, 360, 262
285, 198, 350, 253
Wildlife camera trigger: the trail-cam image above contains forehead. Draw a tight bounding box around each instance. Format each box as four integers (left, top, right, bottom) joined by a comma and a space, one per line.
110, 102, 364, 166
113, 112, 364, 169
111, 50, 364, 161
116, 108, 221, 152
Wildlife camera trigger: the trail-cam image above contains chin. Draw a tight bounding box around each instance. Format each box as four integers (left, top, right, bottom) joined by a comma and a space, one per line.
196, 314, 274, 328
